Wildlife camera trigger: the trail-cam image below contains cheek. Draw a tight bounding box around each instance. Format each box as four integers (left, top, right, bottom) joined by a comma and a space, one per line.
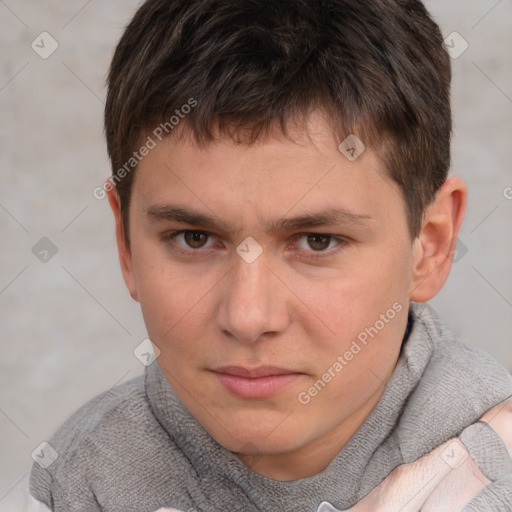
304, 302, 408, 422
298, 266, 404, 344
294, 247, 411, 377
131, 247, 212, 347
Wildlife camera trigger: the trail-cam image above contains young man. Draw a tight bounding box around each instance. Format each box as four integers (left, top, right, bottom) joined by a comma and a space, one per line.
30, 0, 512, 511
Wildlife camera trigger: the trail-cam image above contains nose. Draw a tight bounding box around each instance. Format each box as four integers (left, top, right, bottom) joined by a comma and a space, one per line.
216, 251, 290, 344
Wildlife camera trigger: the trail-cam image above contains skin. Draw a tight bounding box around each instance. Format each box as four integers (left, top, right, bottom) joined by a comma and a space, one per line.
107, 111, 467, 481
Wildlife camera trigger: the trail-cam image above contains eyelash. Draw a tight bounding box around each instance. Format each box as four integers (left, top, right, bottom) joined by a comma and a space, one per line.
161, 230, 348, 260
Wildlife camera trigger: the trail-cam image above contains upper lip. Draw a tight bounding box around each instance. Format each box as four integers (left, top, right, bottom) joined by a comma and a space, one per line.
212, 365, 301, 378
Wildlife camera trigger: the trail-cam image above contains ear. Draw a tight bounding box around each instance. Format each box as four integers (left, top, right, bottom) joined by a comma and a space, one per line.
409, 177, 467, 302
106, 182, 140, 302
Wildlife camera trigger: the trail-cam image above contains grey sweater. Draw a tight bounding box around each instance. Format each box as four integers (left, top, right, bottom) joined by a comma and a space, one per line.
30, 302, 512, 511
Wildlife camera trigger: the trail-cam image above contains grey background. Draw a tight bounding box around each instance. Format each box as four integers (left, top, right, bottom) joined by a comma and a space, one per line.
1, 1, 511, 509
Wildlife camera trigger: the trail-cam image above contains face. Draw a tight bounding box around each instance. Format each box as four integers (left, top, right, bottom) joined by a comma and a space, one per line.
116, 113, 418, 477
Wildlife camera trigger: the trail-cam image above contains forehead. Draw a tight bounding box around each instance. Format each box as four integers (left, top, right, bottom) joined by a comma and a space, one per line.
131, 113, 405, 233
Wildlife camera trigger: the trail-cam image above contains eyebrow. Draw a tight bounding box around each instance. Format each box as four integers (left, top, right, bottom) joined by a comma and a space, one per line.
145, 204, 374, 234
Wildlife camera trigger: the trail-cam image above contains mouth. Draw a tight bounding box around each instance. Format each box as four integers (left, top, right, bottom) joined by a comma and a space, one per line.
211, 365, 304, 399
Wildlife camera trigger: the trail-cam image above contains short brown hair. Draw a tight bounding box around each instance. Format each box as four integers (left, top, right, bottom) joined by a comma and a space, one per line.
105, 0, 451, 244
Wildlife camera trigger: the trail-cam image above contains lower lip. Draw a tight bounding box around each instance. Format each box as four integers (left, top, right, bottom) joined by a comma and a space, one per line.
214, 372, 302, 399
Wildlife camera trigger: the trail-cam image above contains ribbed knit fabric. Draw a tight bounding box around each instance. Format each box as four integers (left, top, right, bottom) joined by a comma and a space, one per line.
29, 302, 512, 512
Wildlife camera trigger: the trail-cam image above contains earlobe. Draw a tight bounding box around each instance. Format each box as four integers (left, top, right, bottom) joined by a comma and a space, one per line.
106, 183, 140, 302
409, 177, 467, 302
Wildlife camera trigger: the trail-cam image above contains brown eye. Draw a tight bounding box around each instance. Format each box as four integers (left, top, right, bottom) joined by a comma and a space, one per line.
306, 234, 331, 251
293, 233, 347, 259
183, 231, 209, 248
162, 230, 218, 256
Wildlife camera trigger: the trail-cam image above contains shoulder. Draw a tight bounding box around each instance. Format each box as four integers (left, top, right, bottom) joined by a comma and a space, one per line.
397, 302, 512, 462
479, 396, 512, 462
37, 372, 149, 463
409, 302, 512, 403
29, 371, 180, 509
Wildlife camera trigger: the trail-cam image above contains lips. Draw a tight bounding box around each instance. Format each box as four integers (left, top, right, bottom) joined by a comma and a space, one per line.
213, 365, 298, 378
211, 365, 303, 399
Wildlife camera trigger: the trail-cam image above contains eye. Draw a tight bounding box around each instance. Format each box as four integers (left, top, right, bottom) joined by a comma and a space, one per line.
293, 233, 347, 258
162, 230, 348, 260
162, 230, 217, 252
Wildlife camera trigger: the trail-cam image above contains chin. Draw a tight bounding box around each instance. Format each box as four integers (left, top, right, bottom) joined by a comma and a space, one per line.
212, 416, 310, 455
